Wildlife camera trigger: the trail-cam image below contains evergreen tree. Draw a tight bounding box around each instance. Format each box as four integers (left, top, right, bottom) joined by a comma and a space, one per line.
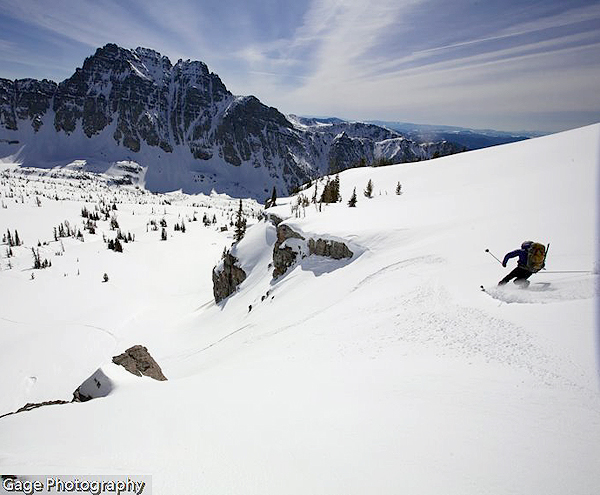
161, 228, 168, 241
32, 248, 41, 269
267, 186, 277, 209
395, 182, 402, 195
333, 174, 340, 202
320, 179, 331, 203
320, 175, 341, 204
348, 187, 357, 207
234, 199, 247, 242
364, 179, 374, 198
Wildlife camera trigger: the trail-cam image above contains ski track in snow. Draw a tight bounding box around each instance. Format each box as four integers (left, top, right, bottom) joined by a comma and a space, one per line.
351, 255, 446, 291
0, 316, 26, 325
396, 284, 562, 383
175, 324, 254, 361
0, 316, 117, 342
79, 323, 118, 342
340, 260, 598, 403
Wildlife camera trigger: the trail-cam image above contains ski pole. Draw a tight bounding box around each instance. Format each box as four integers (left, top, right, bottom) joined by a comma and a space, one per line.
485, 249, 503, 265
540, 270, 592, 274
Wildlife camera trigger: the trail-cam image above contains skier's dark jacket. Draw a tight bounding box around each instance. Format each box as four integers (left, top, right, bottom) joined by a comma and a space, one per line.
502, 241, 533, 269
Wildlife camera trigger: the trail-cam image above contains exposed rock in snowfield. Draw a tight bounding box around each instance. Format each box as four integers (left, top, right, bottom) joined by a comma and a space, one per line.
270, 223, 354, 279
308, 237, 353, 260
73, 346, 166, 403
112, 345, 167, 381
72, 368, 113, 402
266, 212, 283, 227
212, 251, 247, 303
0, 399, 70, 419
272, 224, 306, 278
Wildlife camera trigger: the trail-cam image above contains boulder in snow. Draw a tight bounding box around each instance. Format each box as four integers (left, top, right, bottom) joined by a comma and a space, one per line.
72, 368, 113, 402
212, 252, 247, 303
308, 238, 353, 260
112, 345, 167, 381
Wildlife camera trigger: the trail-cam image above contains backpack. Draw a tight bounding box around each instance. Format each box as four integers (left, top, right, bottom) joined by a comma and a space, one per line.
526, 242, 546, 272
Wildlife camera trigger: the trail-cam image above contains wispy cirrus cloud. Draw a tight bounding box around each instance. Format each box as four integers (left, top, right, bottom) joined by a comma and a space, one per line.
0, 0, 197, 60
261, 0, 600, 131
0, 0, 598, 132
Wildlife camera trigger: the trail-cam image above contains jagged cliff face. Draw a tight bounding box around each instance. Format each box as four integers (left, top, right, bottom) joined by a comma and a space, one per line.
48, 44, 230, 154
0, 78, 57, 132
0, 44, 460, 199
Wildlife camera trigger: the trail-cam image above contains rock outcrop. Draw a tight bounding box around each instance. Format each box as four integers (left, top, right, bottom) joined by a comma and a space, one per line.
272, 223, 354, 279
272, 224, 306, 278
0, 399, 70, 419
0, 345, 167, 417
72, 345, 166, 403
308, 238, 354, 259
112, 345, 167, 381
266, 212, 284, 227
72, 368, 113, 402
212, 251, 247, 303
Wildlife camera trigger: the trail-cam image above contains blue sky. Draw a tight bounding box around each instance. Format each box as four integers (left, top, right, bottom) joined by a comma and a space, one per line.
0, 0, 599, 133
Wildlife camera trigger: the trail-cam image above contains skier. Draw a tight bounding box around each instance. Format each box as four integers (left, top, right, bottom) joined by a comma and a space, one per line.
498, 241, 546, 287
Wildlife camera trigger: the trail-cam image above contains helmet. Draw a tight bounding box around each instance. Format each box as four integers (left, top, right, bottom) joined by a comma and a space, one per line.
521, 240, 533, 249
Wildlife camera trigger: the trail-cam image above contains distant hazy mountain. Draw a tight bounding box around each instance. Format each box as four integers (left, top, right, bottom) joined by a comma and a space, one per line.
367, 120, 546, 150
0, 44, 459, 200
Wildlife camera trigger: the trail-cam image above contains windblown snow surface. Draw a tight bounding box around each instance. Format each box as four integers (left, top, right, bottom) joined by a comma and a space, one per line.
0, 124, 599, 494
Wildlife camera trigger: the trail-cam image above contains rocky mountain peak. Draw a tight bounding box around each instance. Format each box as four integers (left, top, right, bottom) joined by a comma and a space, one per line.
79, 44, 172, 85
0, 44, 462, 199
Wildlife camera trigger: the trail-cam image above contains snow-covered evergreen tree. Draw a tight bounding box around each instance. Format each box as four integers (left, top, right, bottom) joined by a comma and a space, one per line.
348, 187, 357, 207
364, 179, 374, 198
234, 200, 247, 242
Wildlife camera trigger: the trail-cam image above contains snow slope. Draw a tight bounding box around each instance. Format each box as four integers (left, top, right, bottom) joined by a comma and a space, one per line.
0, 124, 598, 494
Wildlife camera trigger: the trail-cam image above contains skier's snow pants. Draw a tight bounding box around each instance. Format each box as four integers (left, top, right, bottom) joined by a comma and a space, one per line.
498, 266, 533, 286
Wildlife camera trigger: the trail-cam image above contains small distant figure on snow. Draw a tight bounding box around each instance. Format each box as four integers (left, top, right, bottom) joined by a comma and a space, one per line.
498, 241, 547, 287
